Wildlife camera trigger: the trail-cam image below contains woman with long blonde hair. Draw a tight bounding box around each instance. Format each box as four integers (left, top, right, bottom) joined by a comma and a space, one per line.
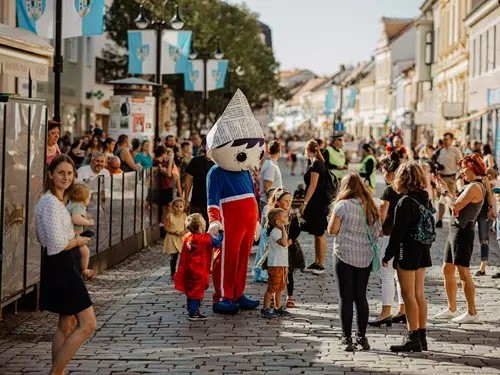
328, 173, 382, 352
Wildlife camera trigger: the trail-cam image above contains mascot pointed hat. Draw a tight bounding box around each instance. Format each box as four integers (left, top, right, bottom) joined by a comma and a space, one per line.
206, 89, 264, 158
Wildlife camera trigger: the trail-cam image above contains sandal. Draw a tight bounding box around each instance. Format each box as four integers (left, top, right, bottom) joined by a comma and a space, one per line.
286, 296, 296, 308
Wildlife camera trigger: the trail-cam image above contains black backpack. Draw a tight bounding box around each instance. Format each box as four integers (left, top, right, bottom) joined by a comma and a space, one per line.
324, 169, 340, 204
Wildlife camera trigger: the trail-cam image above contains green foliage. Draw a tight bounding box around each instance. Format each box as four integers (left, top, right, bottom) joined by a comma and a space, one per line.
103, 0, 286, 130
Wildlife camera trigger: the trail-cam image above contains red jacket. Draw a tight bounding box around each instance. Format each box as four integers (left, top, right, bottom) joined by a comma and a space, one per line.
173, 232, 223, 300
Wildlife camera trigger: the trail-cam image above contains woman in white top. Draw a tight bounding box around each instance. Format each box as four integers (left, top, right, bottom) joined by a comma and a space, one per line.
35, 155, 96, 375
328, 173, 382, 352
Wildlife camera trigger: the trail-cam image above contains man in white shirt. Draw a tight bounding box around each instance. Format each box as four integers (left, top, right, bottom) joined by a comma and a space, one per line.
259, 140, 283, 214
77, 152, 110, 194
159, 120, 177, 140
436, 132, 463, 227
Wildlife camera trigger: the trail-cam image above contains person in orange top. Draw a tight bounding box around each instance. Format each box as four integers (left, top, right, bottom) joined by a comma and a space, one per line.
173, 213, 223, 321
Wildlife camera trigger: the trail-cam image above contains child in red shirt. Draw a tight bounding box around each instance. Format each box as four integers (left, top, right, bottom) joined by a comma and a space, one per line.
173, 213, 224, 321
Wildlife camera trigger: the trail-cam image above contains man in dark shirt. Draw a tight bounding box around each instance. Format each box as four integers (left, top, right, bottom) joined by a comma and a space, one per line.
184, 138, 214, 223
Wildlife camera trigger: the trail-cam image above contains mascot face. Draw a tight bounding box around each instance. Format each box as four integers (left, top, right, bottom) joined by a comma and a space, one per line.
209, 138, 265, 172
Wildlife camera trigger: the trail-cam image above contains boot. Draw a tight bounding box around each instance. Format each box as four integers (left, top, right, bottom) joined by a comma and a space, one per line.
390, 330, 422, 353
419, 328, 428, 351
355, 333, 370, 350
340, 335, 354, 352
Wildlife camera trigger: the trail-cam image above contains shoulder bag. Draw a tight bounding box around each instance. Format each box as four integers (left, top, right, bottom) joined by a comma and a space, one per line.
354, 200, 381, 273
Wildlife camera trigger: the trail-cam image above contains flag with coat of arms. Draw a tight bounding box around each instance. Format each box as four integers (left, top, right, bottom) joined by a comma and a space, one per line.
184, 59, 228, 92
16, 0, 105, 39
127, 30, 192, 75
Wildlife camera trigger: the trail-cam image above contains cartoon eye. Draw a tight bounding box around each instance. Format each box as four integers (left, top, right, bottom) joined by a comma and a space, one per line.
236, 152, 247, 163
259, 151, 265, 160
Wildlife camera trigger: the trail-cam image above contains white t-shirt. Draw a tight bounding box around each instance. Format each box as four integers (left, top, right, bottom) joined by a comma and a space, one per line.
35, 194, 75, 255
259, 158, 283, 203
437, 146, 463, 175
76, 165, 110, 181
267, 227, 288, 267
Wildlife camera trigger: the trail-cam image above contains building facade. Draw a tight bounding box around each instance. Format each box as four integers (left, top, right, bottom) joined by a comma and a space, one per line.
466, 0, 500, 162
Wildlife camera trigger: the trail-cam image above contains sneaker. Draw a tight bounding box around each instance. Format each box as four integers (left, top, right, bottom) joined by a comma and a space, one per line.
188, 312, 207, 321
436, 220, 443, 228
260, 308, 276, 318
304, 262, 319, 273
492, 272, 500, 279
274, 307, 292, 317
312, 266, 325, 275
433, 308, 461, 320
475, 270, 486, 276
452, 312, 480, 324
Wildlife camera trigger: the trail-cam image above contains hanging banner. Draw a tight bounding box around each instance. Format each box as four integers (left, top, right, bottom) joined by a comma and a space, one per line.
161, 30, 192, 74
184, 59, 228, 92
16, 0, 105, 39
184, 60, 204, 92
207, 59, 228, 91
128, 30, 157, 74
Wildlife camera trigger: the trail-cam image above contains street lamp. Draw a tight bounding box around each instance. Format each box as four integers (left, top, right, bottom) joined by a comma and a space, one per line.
134, 0, 185, 139
191, 36, 225, 128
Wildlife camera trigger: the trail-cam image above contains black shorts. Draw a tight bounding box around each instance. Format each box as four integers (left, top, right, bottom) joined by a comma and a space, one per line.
444, 222, 474, 267
291, 153, 297, 162
395, 245, 432, 271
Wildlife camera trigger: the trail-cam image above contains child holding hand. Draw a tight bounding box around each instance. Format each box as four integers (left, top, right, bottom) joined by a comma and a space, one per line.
67, 183, 94, 279
164, 198, 188, 277
261, 207, 292, 318
173, 213, 224, 321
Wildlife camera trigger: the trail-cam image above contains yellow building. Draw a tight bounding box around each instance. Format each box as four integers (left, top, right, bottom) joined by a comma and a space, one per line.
433, 0, 479, 139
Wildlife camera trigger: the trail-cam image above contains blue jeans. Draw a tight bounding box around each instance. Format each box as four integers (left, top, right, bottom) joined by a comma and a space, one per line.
477, 213, 489, 261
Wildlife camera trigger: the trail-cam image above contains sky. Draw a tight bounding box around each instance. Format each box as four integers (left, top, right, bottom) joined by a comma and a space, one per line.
226, 0, 422, 76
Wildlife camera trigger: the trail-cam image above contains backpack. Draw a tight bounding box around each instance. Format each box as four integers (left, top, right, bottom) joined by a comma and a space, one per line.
406, 196, 437, 245
324, 169, 340, 204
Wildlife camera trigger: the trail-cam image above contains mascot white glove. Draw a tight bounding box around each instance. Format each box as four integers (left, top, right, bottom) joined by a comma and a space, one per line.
254, 221, 261, 241
209, 220, 223, 237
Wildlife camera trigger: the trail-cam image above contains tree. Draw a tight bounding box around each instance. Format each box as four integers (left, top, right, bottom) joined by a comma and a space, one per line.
103, 0, 286, 132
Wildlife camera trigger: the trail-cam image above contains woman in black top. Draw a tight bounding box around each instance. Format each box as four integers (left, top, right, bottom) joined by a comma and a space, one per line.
300, 140, 328, 275
383, 162, 433, 353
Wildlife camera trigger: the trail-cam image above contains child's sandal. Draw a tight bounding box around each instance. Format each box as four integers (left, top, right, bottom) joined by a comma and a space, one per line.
286, 297, 296, 308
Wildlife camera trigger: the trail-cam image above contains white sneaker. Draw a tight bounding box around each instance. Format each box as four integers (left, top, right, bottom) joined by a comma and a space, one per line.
452, 312, 480, 324
433, 309, 461, 319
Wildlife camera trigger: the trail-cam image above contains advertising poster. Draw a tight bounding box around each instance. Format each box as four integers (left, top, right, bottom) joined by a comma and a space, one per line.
108, 95, 155, 140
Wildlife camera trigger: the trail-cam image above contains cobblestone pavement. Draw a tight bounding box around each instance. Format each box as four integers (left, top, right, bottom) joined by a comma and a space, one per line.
1, 163, 500, 374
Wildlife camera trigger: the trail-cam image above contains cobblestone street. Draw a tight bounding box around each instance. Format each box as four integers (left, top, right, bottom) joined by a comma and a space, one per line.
1, 166, 500, 374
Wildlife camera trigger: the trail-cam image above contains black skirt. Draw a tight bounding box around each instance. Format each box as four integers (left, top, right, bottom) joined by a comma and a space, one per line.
40, 247, 93, 316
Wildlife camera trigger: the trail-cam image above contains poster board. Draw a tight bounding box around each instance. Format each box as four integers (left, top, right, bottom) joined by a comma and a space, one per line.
108, 95, 155, 142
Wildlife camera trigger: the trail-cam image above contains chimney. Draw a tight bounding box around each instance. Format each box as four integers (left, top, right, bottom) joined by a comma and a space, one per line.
340, 64, 346, 71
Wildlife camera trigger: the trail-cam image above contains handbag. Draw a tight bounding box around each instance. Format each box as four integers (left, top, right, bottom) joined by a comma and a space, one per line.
354, 200, 381, 273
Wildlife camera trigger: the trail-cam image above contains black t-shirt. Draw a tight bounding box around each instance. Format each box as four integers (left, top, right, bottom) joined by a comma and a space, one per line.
380, 185, 402, 235
186, 156, 215, 208
304, 159, 327, 204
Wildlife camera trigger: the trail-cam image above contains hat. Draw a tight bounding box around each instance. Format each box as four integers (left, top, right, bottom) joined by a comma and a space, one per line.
206, 89, 264, 153
331, 132, 345, 140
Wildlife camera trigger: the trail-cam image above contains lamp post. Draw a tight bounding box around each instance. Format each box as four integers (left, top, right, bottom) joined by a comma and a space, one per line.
134, 0, 185, 140
189, 37, 224, 128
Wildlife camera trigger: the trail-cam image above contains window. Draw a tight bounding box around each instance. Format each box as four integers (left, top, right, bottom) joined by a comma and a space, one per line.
435, 26, 440, 63
494, 25, 497, 70
486, 31, 490, 73
425, 31, 433, 65
479, 34, 482, 75
472, 38, 476, 76
86, 37, 93, 67
67, 38, 78, 64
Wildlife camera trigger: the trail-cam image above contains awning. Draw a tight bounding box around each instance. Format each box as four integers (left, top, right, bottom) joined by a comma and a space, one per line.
453, 109, 489, 124
0, 23, 54, 82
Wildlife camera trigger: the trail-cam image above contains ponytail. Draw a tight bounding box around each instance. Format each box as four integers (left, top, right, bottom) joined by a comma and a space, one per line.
306, 140, 324, 162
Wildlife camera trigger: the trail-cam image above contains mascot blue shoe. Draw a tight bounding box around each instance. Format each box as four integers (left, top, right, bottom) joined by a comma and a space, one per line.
213, 299, 239, 315
236, 295, 260, 310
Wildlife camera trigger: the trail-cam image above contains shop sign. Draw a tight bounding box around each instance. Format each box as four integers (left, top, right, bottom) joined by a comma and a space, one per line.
442, 102, 464, 119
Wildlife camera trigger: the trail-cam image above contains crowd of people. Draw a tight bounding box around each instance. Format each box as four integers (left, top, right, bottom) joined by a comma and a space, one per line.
35, 118, 499, 373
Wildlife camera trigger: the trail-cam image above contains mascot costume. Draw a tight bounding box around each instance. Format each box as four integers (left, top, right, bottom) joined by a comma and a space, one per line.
206, 89, 264, 314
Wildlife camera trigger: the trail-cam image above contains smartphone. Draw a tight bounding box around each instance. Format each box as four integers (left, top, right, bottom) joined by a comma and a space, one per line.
80, 229, 95, 238
434, 168, 439, 178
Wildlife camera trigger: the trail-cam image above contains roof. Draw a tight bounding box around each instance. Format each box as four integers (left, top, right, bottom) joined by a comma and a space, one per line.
288, 77, 330, 105
341, 61, 371, 86
106, 77, 159, 86
381, 17, 414, 43
0, 23, 53, 61
279, 69, 306, 81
